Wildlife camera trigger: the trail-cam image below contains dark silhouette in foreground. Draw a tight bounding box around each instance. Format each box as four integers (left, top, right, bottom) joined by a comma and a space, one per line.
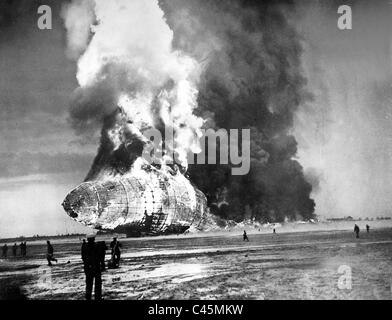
354, 224, 360, 238
12, 243, 17, 257
82, 234, 102, 300
243, 231, 249, 242
0, 278, 27, 300
46, 241, 58, 266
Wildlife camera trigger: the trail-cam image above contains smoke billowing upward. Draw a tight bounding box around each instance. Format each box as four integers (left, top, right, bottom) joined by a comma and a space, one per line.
62, 0, 204, 181
160, 0, 315, 222
62, 0, 315, 223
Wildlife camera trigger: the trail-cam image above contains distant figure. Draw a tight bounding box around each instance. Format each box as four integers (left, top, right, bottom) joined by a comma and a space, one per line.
20, 242, 27, 257
2, 244, 8, 258
243, 231, 249, 242
273, 228, 276, 234
46, 241, 58, 266
12, 243, 17, 257
110, 237, 122, 268
20, 242, 24, 257
366, 225, 370, 233
143, 210, 153, 232
97, 241, 108, 272
82, 234, 102, 300
354, 224, 360, 239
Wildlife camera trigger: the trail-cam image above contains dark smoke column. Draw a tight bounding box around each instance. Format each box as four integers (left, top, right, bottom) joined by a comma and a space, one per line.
160, 0, 316, 223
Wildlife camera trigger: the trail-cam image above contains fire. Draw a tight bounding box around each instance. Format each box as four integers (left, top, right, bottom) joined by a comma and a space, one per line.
62, 0, 204, 168
61, 0, 212, 235
63, 159, 209, 236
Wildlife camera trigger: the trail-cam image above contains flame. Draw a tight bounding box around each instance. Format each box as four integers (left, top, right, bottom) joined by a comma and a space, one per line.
63, 0, 205, 169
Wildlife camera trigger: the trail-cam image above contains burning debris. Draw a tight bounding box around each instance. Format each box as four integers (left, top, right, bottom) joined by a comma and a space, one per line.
63, 159, 208, 236
61, 0, 212, 235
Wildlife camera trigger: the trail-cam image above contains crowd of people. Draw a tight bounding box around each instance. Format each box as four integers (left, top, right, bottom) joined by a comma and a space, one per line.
39, 234, 122, 300
80, 234, 122, 300
1, 234, 122, 301
1, 242, 27, 258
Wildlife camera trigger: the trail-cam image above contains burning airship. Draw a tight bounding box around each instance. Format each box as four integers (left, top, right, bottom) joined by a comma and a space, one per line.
62, 160, 209, 236
61, 0, 214, 236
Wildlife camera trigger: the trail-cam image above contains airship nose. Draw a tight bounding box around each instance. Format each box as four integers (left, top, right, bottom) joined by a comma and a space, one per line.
62, 183, 99, 222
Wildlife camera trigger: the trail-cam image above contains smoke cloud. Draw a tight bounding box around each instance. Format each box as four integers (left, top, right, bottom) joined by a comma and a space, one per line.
62, 0, 204, 179
160, 0, 315, 222
61, 0, 94, 60
62, 0, 315, 223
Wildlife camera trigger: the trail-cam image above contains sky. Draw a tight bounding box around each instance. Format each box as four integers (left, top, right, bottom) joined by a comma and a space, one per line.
0, 0, 392, 237
293, 0, 392, 219
0, 0, 93, 237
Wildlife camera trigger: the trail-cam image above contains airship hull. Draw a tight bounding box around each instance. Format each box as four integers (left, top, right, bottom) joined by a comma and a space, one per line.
62, 167, 208, 236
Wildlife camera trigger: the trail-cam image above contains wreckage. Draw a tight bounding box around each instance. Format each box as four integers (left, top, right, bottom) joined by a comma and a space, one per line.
62, 163, 209, 236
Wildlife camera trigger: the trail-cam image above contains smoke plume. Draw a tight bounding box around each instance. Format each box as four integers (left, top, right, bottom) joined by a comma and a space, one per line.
62, 0, 315, 223
62, 0, 204, 180
160, 0, 315, 222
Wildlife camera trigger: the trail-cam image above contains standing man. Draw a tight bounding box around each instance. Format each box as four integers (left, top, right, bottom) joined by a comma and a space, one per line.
20, 242, 24, 257
366, 225, 370, 233
354, 224, 360, 239
110, 237, 122, 267
243, 230, 249, 242
1, 244, 8, 258
46, 241, 58, 266
82, 234, 102, 300
12, 243, 17, 257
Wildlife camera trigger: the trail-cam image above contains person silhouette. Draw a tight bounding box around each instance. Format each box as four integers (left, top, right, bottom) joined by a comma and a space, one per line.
46, 241, 58, 266
82, 234, 102, 300
2, 244, 8, 258
110, 237, 122, 267
243, 230, 249, 242
354, 224, 360, 239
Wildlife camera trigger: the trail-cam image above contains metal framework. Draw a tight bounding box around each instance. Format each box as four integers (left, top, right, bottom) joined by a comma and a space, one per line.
63, 170, 208, 235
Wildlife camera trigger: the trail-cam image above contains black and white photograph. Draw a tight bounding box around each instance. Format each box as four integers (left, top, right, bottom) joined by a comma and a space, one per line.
0, 0, 392, 304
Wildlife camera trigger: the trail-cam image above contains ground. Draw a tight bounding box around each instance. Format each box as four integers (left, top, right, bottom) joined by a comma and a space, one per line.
1, 225, 392, 300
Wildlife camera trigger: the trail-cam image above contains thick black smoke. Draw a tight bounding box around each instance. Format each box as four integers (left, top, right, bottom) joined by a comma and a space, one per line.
160, 0, 316, 222
83, 109, 146, 181
67, 0, 316, 222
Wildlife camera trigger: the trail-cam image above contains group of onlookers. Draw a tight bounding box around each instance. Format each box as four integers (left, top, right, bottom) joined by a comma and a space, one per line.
81, 234, 122, 300
1, 242, 27, 258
